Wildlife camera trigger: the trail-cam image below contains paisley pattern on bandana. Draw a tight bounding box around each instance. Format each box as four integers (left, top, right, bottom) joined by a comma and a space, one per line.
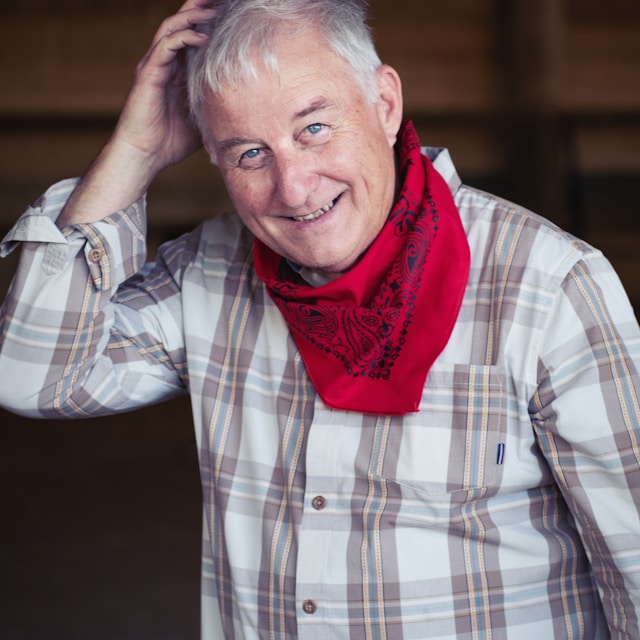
254, 121, 470, 415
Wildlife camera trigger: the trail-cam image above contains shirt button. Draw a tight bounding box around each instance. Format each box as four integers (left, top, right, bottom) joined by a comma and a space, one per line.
311, 495, 327, 510
88, 248, 103, 263
302, 599, 317, 615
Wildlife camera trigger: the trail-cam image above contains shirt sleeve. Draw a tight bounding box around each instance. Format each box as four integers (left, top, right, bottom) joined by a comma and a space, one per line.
530, 247, 640, 635
0, 179, 187, 418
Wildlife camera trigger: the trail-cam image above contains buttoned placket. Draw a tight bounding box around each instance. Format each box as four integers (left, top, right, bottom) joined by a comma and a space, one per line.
295, 399, 346, 635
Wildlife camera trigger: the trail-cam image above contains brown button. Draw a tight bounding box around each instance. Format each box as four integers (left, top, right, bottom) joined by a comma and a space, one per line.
88, 248, 103, 263
302, 599, 317, 615
311, 495, 327, 511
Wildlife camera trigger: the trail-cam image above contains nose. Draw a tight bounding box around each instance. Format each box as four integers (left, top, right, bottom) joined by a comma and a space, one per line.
273, 151, 320, 210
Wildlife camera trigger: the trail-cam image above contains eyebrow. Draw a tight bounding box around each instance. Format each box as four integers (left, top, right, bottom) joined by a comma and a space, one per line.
218, 136, 260, 155
294, 97, 333, 120
217, 97, 334, 155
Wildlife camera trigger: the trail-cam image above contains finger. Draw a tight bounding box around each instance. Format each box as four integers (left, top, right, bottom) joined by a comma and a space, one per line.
151, 6, 216, 48
141, 27, 210, 76
162, 28, 210, 57
176, 0, 214, 13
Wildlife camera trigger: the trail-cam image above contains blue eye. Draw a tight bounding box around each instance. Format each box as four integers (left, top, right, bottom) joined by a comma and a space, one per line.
242, 148, 261, 160
306, 123, 323, 135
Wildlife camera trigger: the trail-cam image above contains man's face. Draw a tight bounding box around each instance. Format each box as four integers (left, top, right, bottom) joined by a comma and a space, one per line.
202, 26, 403, 277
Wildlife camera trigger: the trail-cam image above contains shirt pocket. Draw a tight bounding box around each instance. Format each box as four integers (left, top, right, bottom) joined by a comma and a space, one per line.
381, 363, 508, 503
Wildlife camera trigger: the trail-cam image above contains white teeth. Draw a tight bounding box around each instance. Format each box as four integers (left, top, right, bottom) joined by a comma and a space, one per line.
293, 199, 336, 222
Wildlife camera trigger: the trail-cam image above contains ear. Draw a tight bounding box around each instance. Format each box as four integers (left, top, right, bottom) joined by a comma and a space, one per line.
374, 64, 404, 147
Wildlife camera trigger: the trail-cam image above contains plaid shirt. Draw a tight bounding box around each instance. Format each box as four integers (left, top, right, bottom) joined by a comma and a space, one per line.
1, 148, 639, 639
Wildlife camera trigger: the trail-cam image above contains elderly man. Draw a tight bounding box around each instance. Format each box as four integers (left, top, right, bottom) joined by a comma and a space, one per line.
1, 0, 639, 638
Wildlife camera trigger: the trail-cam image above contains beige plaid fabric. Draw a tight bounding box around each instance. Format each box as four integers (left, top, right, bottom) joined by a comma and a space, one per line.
1, 148, 639, 639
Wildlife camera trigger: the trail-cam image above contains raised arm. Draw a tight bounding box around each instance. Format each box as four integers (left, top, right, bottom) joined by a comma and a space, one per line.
0, 1, 217, 417
57, 0, 215, 226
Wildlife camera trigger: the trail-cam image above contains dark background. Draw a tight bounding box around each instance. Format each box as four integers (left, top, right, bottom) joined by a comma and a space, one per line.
1, 0, 639, 637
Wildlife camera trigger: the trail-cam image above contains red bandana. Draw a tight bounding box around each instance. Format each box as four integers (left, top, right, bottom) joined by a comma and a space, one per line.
254, 121, 470, 415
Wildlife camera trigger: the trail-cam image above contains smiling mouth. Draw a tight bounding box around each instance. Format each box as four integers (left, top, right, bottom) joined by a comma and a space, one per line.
291, 196, 340, 223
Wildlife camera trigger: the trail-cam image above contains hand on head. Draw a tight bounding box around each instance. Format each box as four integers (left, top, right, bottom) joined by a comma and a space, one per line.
57, 0, 216, 226
115, 0, 217, 175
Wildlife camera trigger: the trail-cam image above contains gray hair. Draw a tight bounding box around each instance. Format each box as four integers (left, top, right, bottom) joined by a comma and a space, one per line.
187, 0, 382, 139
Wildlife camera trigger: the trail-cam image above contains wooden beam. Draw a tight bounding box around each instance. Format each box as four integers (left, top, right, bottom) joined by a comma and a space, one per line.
500, 0, 573, 228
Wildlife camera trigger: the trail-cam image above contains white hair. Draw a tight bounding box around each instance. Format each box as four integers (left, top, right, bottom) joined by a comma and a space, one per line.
187, 0, 382, 141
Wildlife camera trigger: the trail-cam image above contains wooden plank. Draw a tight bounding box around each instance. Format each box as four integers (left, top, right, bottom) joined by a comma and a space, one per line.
500, 0, 570, 227
574, 122, 640, 173
561, 25, 640, 112
0, 15, 501, 116
1, 12, 639, 117
502, 0, 563, 107
0, 17, 155, 116
376, 20, 502, 114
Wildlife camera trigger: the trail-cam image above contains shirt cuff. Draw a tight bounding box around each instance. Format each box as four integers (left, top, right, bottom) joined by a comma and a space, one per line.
0, 178, 148, 291
0, 178, 79, 257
